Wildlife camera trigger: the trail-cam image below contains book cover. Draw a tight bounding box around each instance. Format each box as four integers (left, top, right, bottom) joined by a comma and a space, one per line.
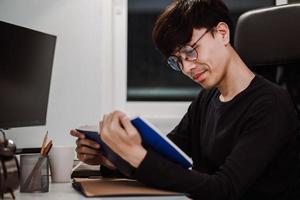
131, 117, 193, 169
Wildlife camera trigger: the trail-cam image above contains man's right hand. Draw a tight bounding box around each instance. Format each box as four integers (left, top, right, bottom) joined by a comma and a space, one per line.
70, 129, 115, 169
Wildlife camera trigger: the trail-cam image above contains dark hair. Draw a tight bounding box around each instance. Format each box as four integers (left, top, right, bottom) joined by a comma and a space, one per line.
153, 0, 233, 58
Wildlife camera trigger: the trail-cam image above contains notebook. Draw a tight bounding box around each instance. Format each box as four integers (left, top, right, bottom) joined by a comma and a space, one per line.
72, 178, 182, 197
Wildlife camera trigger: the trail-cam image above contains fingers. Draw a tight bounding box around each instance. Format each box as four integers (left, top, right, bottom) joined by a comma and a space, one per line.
76, 145, 99, 156
75, 134, 100, 163
76, 140, 101, 163
111, 111, 126, 126
120, 116, 139, 137
101, 114, 109, 134
103, 111, 125, 126
70, 129, 85, 139
102, 112, 128, 142
100, 114, 108, 139
99, 120, 103, 133
101, 111, 137, 139
76, 138, 100, 149
77, 153, 95, 161
77, 151, 102, 164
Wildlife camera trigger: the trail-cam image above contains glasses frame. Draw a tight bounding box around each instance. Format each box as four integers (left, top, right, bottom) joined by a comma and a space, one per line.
167, 29, 211, 71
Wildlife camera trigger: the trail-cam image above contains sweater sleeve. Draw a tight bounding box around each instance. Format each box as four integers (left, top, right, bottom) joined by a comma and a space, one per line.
133, 96, 298, 199
100, 165, 126, 178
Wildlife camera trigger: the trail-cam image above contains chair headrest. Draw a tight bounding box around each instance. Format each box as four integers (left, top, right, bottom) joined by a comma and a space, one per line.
234, 3, 300, 67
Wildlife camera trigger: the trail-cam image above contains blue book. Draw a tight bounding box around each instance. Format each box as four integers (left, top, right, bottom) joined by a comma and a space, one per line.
76, 117, 193, 176
131, 117, 193, 169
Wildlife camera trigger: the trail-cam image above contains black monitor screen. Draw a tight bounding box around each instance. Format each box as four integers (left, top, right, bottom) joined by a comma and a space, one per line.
0, 21, 56, 129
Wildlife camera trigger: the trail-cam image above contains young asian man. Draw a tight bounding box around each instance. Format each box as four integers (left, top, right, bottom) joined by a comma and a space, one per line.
71, 0, 300, 199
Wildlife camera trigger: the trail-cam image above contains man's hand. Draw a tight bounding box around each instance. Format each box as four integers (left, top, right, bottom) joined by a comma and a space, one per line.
70, 129, 115, 169
100, 111, 147, 168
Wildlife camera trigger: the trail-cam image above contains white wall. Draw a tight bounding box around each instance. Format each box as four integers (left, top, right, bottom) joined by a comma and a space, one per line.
0, 0, 111, 148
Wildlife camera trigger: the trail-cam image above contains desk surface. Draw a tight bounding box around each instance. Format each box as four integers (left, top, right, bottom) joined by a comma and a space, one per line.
13, 183, 190, 200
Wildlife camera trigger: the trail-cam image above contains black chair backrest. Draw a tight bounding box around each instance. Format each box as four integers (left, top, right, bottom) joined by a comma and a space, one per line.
234, 3, 300, 114
234, 3, 300, 67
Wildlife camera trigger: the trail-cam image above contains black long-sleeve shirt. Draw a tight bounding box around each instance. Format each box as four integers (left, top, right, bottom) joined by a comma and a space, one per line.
133, 75, 300, 199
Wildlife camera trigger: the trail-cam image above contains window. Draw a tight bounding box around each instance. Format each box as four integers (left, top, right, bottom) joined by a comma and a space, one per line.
127, 0, 276, 101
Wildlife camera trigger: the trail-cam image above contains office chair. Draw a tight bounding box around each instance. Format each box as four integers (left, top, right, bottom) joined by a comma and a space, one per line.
234, 3, 300, 199
234, 3, 300, 66
234, 3, 300, 110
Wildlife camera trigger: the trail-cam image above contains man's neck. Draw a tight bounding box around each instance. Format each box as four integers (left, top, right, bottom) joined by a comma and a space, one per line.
218, 48, 255, 102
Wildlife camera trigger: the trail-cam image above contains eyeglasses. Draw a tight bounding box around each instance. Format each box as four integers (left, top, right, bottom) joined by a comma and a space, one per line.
167, 29, 210, 71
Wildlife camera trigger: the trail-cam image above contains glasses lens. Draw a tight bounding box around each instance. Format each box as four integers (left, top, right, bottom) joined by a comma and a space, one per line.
180, 46, 197, 61
167, 56, 182, 71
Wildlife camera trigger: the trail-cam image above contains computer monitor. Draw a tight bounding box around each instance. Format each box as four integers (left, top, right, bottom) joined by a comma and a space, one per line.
0, 21, 56, 129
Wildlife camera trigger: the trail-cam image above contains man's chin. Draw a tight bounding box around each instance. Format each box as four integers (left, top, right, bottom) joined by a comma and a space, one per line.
198, 82, 213, 90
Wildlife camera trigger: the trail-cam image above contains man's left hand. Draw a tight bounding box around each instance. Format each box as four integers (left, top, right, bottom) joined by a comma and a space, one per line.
100, 111, 147, 168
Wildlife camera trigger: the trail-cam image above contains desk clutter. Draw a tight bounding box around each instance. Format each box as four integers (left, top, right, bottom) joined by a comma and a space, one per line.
1, 129, 183, 198
19, 132, 53, 193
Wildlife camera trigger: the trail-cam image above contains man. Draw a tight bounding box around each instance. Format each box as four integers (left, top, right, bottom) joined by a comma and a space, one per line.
71, 0, 299, 199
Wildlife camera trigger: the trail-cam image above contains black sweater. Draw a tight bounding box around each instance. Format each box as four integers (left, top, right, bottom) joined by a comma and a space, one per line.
133, 76, 300, 199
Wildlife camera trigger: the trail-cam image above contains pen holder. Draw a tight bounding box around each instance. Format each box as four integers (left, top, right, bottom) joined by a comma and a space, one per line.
20, 154, 49, 193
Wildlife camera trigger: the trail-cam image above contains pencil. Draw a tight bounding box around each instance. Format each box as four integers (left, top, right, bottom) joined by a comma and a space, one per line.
40, 131, 48, 155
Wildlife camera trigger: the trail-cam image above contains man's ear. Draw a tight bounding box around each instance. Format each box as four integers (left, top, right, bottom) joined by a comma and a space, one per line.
216, 22, 230, 45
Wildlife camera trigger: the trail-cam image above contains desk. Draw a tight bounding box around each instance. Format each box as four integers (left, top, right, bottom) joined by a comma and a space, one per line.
13, 183, 190, 200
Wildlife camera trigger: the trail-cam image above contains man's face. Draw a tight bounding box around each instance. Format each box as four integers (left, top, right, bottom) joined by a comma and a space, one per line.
177, 25, 231, 89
